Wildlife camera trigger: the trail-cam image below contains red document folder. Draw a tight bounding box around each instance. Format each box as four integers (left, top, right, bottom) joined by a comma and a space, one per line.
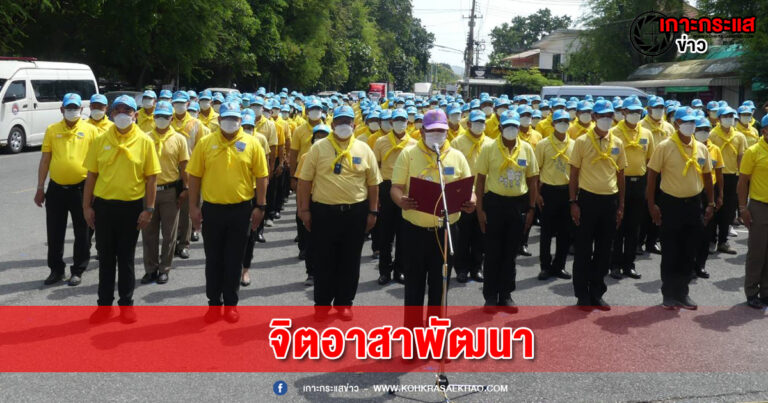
408, 176, 474, 216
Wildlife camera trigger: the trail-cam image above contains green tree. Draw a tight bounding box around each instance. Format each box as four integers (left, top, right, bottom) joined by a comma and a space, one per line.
505, 67, 563, 93
488, 9, 571, 66
427, 63, 459, 88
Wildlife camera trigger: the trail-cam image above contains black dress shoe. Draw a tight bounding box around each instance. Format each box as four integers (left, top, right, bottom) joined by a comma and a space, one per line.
647, 243, 662, 255
609, 268, 623, 280
662, 297, 681, 310
747, 296, 764, 309
119, 306, 137, 324
298, 250, 306, 260
204, 306, 222, 323
623, 267, 641, 279
177, 248, 190, 259
456, 272, 469, 283
537, 270, 551, 280
89, 306, 113, 324
44, 272, 64, 285
554, 269, 572, 280
695, 268, 710, 279
337, 307, 353, 321
274, 211, 281, 220
761, 296, 768, 306
371, 251, 380, 260
482, 300, 497, 314
378, 274, 391, 285
304, 275, 314, 286
68, 275, 82, 286
294, 235, 299, 242
592, 297, 611, 311
498, 296, 518, 314
678, 295, 697, 310
140, 272, 157, 284
393, 272, 405, 284
256, 233, 266, 243
157, 273, 169, 284
635, 245, 644, 255
471, 271, 484, 282
518, 245, 532, 256
191, 232, 199, 242
240, 273, 251, 287
568, 245, 576, 255
576, 298, 593, 311
223, 306, 240, 323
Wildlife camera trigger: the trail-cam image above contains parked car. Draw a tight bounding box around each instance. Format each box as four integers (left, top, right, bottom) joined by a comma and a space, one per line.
541, 85, 650, 105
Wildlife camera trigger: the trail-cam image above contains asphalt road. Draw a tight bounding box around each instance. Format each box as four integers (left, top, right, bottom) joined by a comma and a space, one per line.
1, 148, 767, 402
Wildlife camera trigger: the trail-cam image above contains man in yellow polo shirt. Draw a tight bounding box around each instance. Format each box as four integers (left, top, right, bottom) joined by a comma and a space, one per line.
647, 107, 714, 310
693, 117, 723, 278
475, 111, 538, 313
355, 109, 381, 145
609, 97, 654, 280
86, 94, 113, 134
567, 100, 595, 140
735, 105, 759, 147
709, 106, 747, 254
140, 101, 189, 286
569, 100, 627, 311
196, 90, 219, 132
737, 114, 768, 309
252, 96, 280, 227
534, 110, 574, 281
297, 105, 381, 321
34, 93, 99, 286
137, 90, 156, 133
391, 109, 474, 328
367, 109, 392, 149
83, 95, 161, 324
373, 109, 416, 286
446, 103, 466, 141
484, 98, 509, 139
451, 109, 493, 283
187, 102, 269, 323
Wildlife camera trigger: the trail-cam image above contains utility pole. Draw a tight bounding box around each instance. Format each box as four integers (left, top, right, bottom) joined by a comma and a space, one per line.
463, 0, 477, 83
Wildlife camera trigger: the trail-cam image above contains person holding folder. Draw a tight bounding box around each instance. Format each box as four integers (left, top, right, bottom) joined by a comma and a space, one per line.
475, 111, 539, 313
391, 109, 474, 329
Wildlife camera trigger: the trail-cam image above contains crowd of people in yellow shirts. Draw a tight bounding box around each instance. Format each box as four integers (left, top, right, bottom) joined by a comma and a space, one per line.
34, 87, 768, 325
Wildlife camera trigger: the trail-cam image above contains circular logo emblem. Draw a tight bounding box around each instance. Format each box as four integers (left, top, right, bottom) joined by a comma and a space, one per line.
629, 11, 675, 57
11, 103, 19, 115
273, 380, 287, 396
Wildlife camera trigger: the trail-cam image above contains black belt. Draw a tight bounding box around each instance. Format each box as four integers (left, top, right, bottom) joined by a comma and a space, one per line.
541, 183, 569, 190
157, 183, 176, 191
311, 201, 366, 213
661, 191, 699, 203
49, 180, 84, 190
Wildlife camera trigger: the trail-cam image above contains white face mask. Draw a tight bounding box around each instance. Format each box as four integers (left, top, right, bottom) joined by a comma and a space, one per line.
650, 109, 664, 120
502, 126, 519, 140
532, 104, 540, 110
213, 104, 221, 113
495, 107, 508, 116
720, 117, 735, 129
220, 120, 241, 134
368, 122, 380, 132
554, 122, 570, 134
626, 113, 641, 125
142, 99, 154, 109
708, 111, 717, 119
90, 109, 105, 121
739, 115, 751, 125
381, 121, 392, 132
114, 113, 133, 130
425, 132, 447, 149
173, 103, 186, 115
448, 114, 461, 124
334, 124, 354, 139
251, 106, 263, 117
154, 117, 171, 129
307, 109, 322, 121
596, 117, 613, 132
519, 116, 532, 127
415, 122, 422, 130
281, 112, 289, 120
392, 121, 407, 134
271, 109, 279, 118
199, 100, 211, 110
243, 127, 254, 135
407, 115, 415, 123
694, 129, 710, 142
679, 122, 696, 136
578, 113, 591, 124
541, 109, 550, 118
64, 109, 81, 122
532, 118, 541, 127
613, 112, 623, 122
188, 111, 199, 119
482, 106, 493, 116
568, 110, 577, 119
470, 122, 485, 134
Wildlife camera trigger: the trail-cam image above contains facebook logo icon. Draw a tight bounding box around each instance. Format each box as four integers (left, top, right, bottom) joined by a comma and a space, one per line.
273, 380, 287, 396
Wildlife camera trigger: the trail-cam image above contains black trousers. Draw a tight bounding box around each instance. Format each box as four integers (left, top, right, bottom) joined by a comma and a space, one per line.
658, 192, 703, 298
612, 175, 645, 270
641, 174, 661, 249
715, 174, 738, 244
266, 160, 281, 219
539, 184, 571, 273
403, 221, 456, 329
696, 189, 716, 270
45, 180, 90, 276
242, 196, 264, 269
572, 190, 618, 301
202, 201, 251, 306
296, 214, 313, 275
455, 209, 483, 276
482, 192, 526, 302
310, 201, 368, 307
94, 197, 143, 306
377, 180, 404, 276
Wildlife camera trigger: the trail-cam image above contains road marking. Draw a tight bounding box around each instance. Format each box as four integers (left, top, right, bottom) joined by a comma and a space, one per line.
12, 187, 35, 194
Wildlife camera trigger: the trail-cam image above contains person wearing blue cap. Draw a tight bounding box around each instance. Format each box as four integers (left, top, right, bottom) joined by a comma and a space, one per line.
267, 100, 291, 222
290, 100, 325, 189
485, 99, 510, 139
140, 101, 190, 286
296, 105, 382, 321
705, 100, 720, 125
568, 99, 628, 310
568, 101, 594, 140
693, 117, 723, 278
35, 93, 100, 287
368, 110, 392, 149
735, 105, 759, 147
451, 109, 494, 283
531, 109, 543, 129
138, 90, 157, 132
197, 90, 219, 132
186, 101, 269, 323
737, 114, 768, 308
86, 94, 113, 134
446, 103, 467, 141
241, 109, 271, 253
608, 97, 654, 281
710, 106, 747, 254
83, 94, 161, 324
534, 109, 574, 281
647, 107, 715, 310
187, 101, 200, 120
158, 89, 173, 103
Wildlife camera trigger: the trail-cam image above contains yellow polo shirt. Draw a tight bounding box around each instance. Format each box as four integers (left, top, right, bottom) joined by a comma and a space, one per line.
86, 117, 113, 134
610, 120, 654, 176
186, 128, 269, 204
519, 127, 543, 147
256, 115, 278, 147
451, 133, 494, 175
567, 121, 594, 139
244, 130, 270, 160
709, 124, 747, 174
739, 139, 768, 203
485, 114, 501, 139
172, 112, 210, 150
476, 137, 538, 196
148, 127, 189, 185
42, 119, 99, 185
569, 129, 628, 195
84, 124, 161, 201
706, 141, 724, 185
197, 109, 219, 132
648, 134, 712, 198
374, 132, 417, 180
392, 141, 472, 228
368, 130, 388, 149
137, 108, 155, 133
536, 115, 554, 137
534, 134, 574, 186
291, 121, 321, 160
407, 126, 422, 141
297, 136, 381, 205
736, 121, 759, 147
447, 125, 466, 141
640, 115, 675, 148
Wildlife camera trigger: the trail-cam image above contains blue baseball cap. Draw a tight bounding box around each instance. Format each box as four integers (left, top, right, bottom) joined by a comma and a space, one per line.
391, 109, 408, 120
494, 98, 510, 108
313, 124, 331, 135
552, 98, 567, 108
648, 97, 665, 108
252, 96, 265, 106
172, 91, 189, 103
622, 97, 644, 111
415, 113, 424, 121
691, 99, 703, 108
89, 94, 107, 106
213, 93, 225, 103
500, 110, 520, 126
241, 113, 255, 126
159, 89, 173, 99
469, 109, 486, 122
187, 101, 200, 112
142, 90, 157, 99
762, 115, 768, 128
305, 99, 322, 110
552, 109, 570, 122
62, 93, 82, 107
695, 116, 711, 128
577, 100, 594, 112
446, 103, 462, 115
379, 110, 392, 120
593, 99, 614, 114
718, 106, 736, 117
366, 110, 381, 120
219, 102, 242, 118
517, 105, 534, 116
198, 90, 213, 100
539, 100, 551, 109
532, 110, 542, 119
673, 107, 696, 122
113, 94, 137, 111
280, 105, 290, 112
565, 100, 578, 110
332, 105, 355, 120
706, 101, 719, 111
737, 105, 753, 115
584, 94, 594, 101
469, 99, 481, 109
153, 101, 173, 116
187, 90, 198, 99
717, 100, 728, 109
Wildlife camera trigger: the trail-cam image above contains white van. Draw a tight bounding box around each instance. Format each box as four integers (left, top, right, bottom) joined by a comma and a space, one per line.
0, 59, 98, 153
541, 85, 650, 106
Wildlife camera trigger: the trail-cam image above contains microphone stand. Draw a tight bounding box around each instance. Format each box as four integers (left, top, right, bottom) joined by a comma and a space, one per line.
432, 142, 453, 400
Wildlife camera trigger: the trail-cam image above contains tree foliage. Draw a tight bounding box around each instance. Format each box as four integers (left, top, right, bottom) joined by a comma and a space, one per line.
505, 68, 563, 93
488, 8, 571, 66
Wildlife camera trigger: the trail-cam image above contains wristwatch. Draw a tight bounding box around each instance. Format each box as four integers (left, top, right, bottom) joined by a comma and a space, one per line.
145, 207, 155, 213
254, 204, 267, 211
369, 210, 379, 217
